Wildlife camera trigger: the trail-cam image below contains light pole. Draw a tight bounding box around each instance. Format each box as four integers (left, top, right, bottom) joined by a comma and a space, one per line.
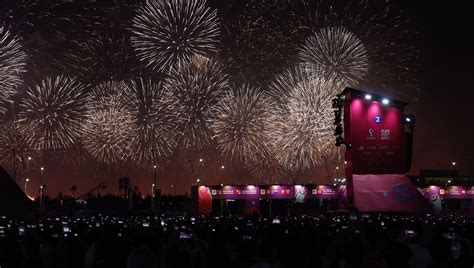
151, 165, 157, 211
40, 167, 44, 184
171, 184, 176, 196
198, 158, 203, 184
153, 165, 157, 190
39, 184, 44, 213
448, 161, 456, 179
24, 178, 29, 195
27, 156, 32, 171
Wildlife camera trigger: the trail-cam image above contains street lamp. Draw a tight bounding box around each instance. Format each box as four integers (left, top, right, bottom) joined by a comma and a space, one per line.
221, 165, 225, 169
448, 161, 456, 179
24, 178, 29, 194
198, 158, 204, 184
153, 165, 157, 190
171, 184, 176, 196
39, 184, 44, 213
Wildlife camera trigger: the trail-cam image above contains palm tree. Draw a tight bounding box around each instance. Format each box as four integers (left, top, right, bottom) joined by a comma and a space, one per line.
70, 184, 77, 197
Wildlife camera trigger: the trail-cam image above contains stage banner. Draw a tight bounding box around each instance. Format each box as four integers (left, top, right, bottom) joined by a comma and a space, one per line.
312, 185, 338, 199
353, 174, 431, 212
346, 97, 405, 174
261, 185, 293, 199
197, 186, 213, 215
210, 185, 261, 200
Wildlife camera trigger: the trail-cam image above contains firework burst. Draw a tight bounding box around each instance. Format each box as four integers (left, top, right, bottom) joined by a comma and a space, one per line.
60, 34, 140, 85
50, 142, 91, 168
0, 119, 41, 175
212, 85, 270, 163
299, 26, 368, 86
19, 76, 89, 150
245, 145, 288, 184
267, 67, 340, 170
83, 106, 134, 165
163, 55, 229, 148
290, 0, 419, 99
221, 0, 418, 99
131, 0, 220, 71
0, 1, 129, 81
88, 80, 130, 109
125, 78, 178, 166
0, 27, 26, 111
220, 0, 298, 86
83, 81, 135, 164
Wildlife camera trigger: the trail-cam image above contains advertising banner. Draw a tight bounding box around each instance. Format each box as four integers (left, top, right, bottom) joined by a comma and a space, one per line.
418, 186, 442, 213
295, 185, 347, 202
443, 186, 467, 199
261, 185, 293, 199
294, 185, 309, 203
345, 96, 405, 174
210, 185, 261, 200
197, 186, 213, 215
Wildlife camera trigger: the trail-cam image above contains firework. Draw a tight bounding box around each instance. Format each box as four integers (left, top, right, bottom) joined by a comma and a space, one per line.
163, 55, 229, 148
221, 0, 418, 99
83, 105, 135, 165
267, 67, 340, 170
220, 0, 298, 86
131, 0, 220, 71
83, 81, 135, 164
0, 1, 127, 80
88, 80, 131, 110
290, 0, 419, 99
245, 145, 288, 184
19, 76, 89, 150
60, 34, 140, 84
48, 140, 92, 168
125, 78, 178, 166
0, 119, 41, 175
299, 26, 368, 86
0, 27, 26, 111
212, 85, 269, 163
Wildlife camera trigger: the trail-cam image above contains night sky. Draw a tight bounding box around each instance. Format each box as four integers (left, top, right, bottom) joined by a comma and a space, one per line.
1, 0, 472, 197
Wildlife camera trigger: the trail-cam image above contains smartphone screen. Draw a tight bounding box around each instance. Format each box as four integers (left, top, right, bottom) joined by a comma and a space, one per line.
179, 231, 192, 239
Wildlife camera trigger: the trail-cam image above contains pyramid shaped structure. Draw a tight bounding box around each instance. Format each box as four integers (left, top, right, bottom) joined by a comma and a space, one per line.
0, 166, 34, 218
